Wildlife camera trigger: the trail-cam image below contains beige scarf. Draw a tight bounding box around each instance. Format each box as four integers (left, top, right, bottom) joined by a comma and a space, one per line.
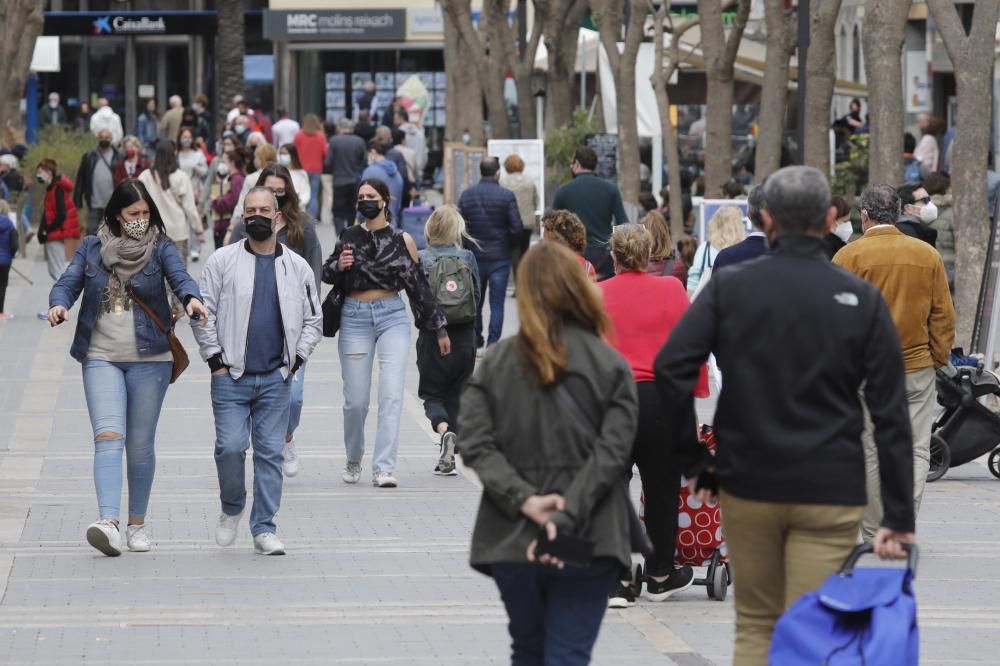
98, 223, 159, 313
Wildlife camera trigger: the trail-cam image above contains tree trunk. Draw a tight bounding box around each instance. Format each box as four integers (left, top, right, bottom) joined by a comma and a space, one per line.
699, 0, 751, 197
650, 3, 700, 240
862, 0, 910, 185
216, 0, 246, 137
754, 0, 794, 182
544, 0, 589, 131
440, 0, 511, 141
0, 0, 45, 136
444, 8, 484, 144
493, 0, 544, 139
592, 0, 647, 205
927, 0, 1000, 350
802, 0, 843, 175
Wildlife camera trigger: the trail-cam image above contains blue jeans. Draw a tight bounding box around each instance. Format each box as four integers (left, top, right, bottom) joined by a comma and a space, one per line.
338, 294, 410, 475
211, 369, 290, 536
492, 559, 618, 666
307, 172, 322, 218
81, 360, 172, 520
475, 258, 511, 347
287, 365, 305, 438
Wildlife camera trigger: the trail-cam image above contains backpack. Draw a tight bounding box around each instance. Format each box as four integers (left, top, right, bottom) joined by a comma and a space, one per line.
429, 253, 476, 324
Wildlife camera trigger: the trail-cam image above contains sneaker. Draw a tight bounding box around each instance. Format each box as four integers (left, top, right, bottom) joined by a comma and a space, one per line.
215, 510, 243, 547
190, 250, 200, 262
373, 472, 398, 488
342, 462, 362, 484
644, 566, 695, 601
126, 524, 152, 552
435, 432, 458, 476
608, 580, 636, 608
0, 313, 12, 320
253, 532, 285, 555
86, 519, 122, 557
25, 230, 35, 244
253, 532, 286, 555
282, 439, 300, 477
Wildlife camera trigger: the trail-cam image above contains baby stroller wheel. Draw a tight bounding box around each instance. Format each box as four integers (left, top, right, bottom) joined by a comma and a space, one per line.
989, 448, 1000, 480
927, 433, 951, 482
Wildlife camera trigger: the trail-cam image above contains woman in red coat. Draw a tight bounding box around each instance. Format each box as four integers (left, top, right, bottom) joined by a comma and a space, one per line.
599, 223, 709, 607
36, 158, 81, 281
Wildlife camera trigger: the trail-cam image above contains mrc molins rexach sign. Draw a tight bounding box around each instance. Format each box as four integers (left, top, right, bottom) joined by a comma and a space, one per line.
263, 9, 407, 41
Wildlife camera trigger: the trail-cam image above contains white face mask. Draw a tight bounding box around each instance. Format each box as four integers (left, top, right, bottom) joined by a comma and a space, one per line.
217, 162, 229, 176
278, 154, 292, 166
462, 133, 471, 145
833, 220, 853, 243
122, 217, 150, 240
920, 201, 939, 224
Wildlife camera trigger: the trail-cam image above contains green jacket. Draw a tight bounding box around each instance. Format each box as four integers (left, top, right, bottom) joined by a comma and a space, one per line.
459, 323, 638, 575
551, 172, 628, 249
930, 193, 954, 279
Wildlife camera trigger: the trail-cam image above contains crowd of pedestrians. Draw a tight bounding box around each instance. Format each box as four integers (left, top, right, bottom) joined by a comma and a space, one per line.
0, 88, 969, 665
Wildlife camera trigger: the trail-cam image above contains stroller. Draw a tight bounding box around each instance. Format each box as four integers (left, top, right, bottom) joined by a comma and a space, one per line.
636, 425, 731, 601
927, 361, 1000, 482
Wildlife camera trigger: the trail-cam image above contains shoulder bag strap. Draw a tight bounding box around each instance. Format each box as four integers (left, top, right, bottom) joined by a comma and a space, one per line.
126, 284, 170, 334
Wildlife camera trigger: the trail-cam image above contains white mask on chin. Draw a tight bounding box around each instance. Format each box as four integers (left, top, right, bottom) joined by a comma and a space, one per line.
833, 220, 853, 243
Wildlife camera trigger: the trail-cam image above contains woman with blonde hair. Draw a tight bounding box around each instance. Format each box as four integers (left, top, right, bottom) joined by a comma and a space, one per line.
639, 210, 675, 275
541, 209, 597, 281
416, 205, 481, 475
461, 240, 637, 664
294, 113, 328, 218
599, 224, 708, 606
686, 205, 745, 293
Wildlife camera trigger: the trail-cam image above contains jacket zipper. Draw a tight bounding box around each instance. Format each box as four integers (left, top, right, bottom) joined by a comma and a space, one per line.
276, 258, 291, 370
306, 283, 316, 316
242, 251, 256, 371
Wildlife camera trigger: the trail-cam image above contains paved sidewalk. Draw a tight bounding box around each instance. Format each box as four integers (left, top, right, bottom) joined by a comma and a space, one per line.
0, 228, 998, 664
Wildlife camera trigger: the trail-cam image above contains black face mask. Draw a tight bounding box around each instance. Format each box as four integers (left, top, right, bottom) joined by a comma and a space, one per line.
275, 194, 288, 209
245, 215, 274, 242
98, 140, 111, 149
358, 200, 382, 220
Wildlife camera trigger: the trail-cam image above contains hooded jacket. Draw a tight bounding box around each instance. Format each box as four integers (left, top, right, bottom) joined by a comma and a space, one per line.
88, 106, 124, 145
360, 159, 403, 223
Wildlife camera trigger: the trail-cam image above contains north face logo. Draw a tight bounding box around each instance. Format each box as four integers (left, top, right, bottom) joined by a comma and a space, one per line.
834, 292, 859, 307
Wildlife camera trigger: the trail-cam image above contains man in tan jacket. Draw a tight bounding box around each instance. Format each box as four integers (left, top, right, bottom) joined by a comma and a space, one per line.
834, 183, 955, 540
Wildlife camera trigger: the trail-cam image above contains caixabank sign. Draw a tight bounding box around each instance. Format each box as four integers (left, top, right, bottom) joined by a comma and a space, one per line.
44, 11, 217, 36
263, 9, 406, 41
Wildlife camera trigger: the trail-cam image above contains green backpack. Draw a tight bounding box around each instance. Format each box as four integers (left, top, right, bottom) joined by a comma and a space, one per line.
429, 254, 476, 325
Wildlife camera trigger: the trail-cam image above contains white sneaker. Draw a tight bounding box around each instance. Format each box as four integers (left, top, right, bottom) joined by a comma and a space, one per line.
253, 532, 285, 555
282, 439, 300, 477
86, 519, 122, 557
215, 510, 243, 546
373, 472, 398, 488
126, 524, 152, 552
190, 250, 200, 262
342, 462, 362, 484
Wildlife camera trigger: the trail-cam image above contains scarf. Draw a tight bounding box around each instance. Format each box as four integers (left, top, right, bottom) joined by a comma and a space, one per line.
98, 223, 159, 313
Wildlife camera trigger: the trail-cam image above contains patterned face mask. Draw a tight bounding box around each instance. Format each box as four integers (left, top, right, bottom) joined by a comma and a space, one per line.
122, 218, 150, 240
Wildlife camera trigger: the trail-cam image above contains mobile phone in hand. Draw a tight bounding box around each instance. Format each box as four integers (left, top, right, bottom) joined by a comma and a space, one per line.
535, 529, 595, 568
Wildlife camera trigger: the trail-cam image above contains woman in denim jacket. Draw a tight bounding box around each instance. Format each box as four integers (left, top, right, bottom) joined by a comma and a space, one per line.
48, 180, 208, 557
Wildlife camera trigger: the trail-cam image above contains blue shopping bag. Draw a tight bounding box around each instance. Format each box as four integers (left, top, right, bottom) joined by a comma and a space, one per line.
769, 544, 919, 665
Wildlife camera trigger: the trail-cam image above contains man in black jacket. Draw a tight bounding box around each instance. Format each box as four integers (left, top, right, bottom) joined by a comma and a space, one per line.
655, 166, 915, 666
896, 182, 938, 247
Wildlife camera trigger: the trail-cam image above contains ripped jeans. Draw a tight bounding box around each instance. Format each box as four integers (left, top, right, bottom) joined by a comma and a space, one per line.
82, 360, 172, 520
338, 295, 411, 475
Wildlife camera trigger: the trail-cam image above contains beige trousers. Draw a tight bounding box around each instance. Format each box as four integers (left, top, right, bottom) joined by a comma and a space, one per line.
860, 365, 935, 541
721, 491, 864, 666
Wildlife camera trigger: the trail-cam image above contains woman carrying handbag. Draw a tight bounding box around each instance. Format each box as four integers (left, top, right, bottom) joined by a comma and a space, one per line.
48, 180, 207, 557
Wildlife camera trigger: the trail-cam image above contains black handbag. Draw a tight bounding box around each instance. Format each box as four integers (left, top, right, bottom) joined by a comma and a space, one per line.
321, 286, 344, 338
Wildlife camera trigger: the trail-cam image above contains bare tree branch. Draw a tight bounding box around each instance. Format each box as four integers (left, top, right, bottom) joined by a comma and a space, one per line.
723, 0, 752, 67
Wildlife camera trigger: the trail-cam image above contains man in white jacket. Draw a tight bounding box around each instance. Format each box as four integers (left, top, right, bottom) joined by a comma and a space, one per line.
89, 98, 124, 146
193, 187, 322, 555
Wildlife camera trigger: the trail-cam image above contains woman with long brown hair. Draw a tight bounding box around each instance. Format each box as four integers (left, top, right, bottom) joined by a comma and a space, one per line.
228, 163, 322, 478
460, 240, 638, 665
